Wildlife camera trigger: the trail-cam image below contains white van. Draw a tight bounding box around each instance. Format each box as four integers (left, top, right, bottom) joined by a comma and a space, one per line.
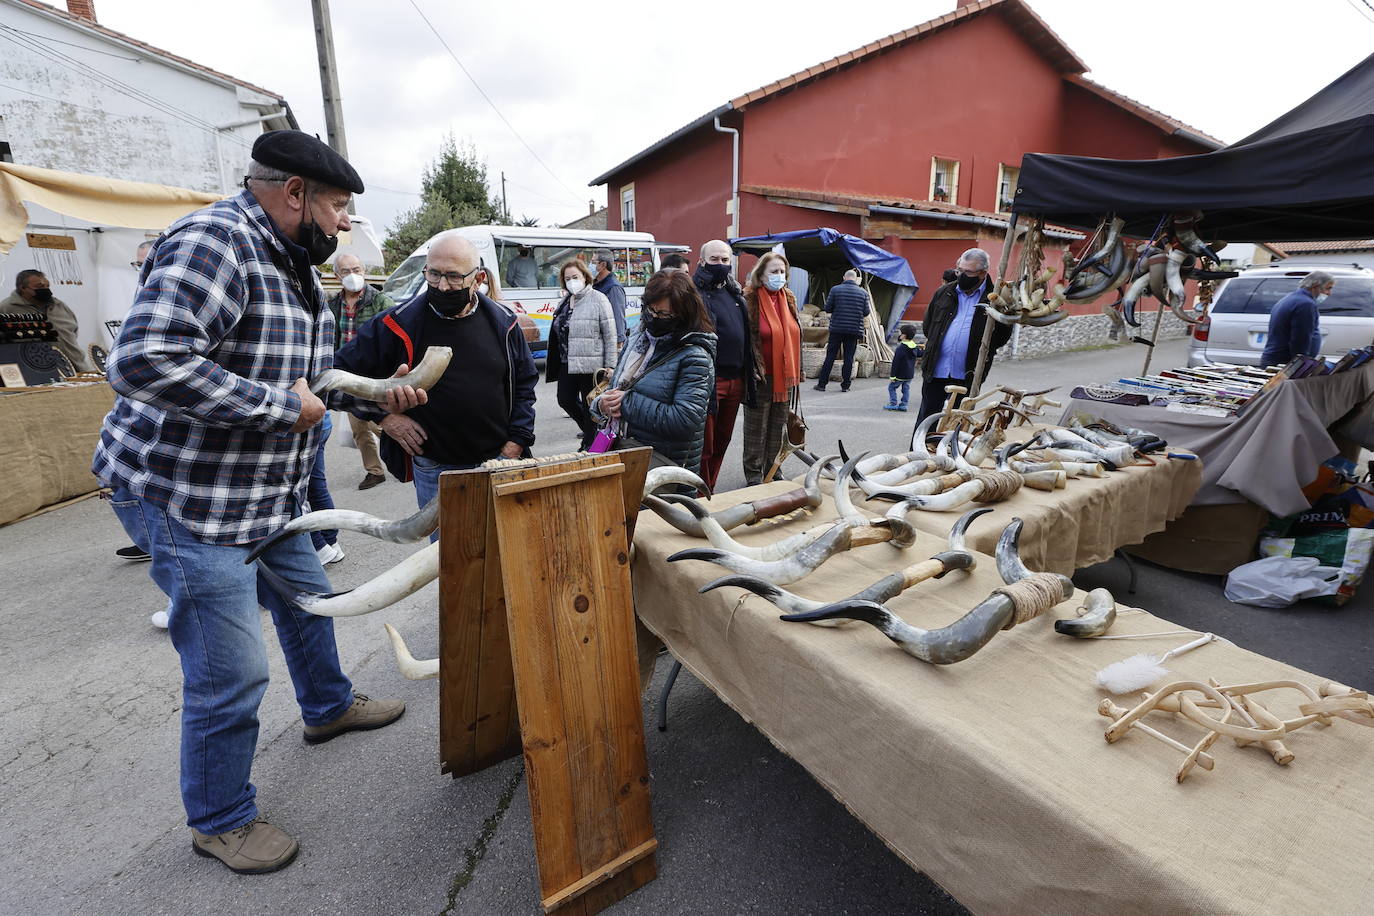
382, 226, 667, 357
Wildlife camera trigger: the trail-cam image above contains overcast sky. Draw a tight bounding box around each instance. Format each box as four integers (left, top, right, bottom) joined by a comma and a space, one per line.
87, 0, 1374, 236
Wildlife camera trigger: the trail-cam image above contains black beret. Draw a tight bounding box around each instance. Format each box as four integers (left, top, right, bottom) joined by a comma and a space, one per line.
251, 130, 364, 194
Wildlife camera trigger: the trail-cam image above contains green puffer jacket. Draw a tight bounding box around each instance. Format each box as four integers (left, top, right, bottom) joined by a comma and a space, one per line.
592, 329, 718, 473
328, 284, 395, 349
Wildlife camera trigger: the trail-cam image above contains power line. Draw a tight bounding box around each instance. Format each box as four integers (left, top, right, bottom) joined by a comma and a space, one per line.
1347, 0, 1374, 23
405, 0, 584, 206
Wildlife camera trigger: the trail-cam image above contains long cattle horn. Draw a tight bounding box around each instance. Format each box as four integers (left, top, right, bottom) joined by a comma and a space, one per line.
668, 516, 916, 586
256, 542, 439, 618
641, 455, 830, 537
310, 345, 452, 401
245, 498, 440, 564
779, 518, 1074, 665
699, 507, 991, 622
383, 623, 440, 679
643, 466, 711, 499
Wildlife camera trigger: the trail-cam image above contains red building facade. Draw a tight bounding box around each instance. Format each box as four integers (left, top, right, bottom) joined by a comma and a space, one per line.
591, 0, 1218, 321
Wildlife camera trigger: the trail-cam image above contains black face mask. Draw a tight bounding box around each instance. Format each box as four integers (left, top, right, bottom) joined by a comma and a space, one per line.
428, 284, 472, 316
33, 287, 54, 303
298, 199, 339, 265
644, 315, 682, 337
701, 263, 730, 285
956, 272, 985, 292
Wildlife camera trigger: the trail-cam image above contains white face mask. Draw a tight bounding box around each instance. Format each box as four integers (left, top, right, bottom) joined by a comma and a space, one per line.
1315, 293, 1329, 303
340, 273, 365, 292
764, 272, 787, 291
565, 278, 585, 295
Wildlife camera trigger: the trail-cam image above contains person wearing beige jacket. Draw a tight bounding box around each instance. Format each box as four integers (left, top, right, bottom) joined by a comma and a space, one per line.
545, 258, 618, 449
1, 269, 90, 372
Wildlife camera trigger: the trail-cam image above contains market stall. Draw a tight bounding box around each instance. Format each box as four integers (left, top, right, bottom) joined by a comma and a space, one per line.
632, 480, 1374, 915
0, 380, 114, 526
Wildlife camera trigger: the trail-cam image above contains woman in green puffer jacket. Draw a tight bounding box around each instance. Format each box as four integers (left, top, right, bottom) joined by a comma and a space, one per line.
591, 269, 717, 473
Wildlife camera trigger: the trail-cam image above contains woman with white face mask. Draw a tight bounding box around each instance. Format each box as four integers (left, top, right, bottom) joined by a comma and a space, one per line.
546, 258, 618, 449
740, 252, 802, 485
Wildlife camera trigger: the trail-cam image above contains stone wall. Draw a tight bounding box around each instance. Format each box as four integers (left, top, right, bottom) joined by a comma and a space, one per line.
1007, 309, 1193, 360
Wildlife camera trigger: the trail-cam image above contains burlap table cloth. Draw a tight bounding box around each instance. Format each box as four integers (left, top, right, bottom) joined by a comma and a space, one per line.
0, 381, 114, 525
808, 431, 1202, 576
633, 481, 1374, 914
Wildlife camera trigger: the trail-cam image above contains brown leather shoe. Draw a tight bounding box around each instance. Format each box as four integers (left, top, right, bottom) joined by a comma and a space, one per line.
191, 819, 299, 874
303, 692, 405, 745
358, 473, 386, 490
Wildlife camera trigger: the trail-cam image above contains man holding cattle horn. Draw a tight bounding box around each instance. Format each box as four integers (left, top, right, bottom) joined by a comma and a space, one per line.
93, 131, 418, 875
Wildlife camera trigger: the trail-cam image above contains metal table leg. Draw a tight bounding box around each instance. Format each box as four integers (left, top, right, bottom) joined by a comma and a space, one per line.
1115, 548, 1138, 595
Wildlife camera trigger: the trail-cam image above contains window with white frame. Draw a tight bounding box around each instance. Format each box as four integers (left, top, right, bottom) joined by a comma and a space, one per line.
930, 158, 958, 203
996, 165, 1020, 213
620, 184, 636, 231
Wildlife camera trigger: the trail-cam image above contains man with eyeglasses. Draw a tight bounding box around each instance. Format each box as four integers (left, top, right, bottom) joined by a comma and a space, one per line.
913, 247, 1012, 425
327, 253, 395, 490
334, 234, 538, 511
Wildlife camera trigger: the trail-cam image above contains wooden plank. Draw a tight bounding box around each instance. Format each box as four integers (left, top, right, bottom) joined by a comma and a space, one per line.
492, 463, 623, 496
438, 470, 493, 777
541, 838, 657, 913
616, 447, 651, 544
493, 453, 656, 914
473, 492, 521, 769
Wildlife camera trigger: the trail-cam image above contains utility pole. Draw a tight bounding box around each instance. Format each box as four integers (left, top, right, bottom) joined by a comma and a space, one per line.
501, 171, 509, 222
310, 0, 353, 211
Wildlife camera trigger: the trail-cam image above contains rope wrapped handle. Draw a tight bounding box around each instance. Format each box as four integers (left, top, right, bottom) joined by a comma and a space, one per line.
993, 572, 1067, 628
972, 469, 1023, 503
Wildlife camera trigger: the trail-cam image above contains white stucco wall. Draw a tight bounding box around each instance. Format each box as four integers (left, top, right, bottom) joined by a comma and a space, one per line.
0, 0, 287, 194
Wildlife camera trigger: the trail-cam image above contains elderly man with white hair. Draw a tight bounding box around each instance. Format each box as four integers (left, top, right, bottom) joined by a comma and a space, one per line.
333, 234, 538, 511
814, 268, 871, 392
914, 247, 1012, 425
1260, 270, 1335, 367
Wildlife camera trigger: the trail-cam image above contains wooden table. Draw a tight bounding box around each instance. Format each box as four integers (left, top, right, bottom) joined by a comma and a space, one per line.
0, 381, 113, 526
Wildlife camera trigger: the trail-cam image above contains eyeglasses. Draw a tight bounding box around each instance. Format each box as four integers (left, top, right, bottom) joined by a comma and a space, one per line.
643, 305, 674, 320
424, 266, 479, 286
336, 266, 365, 276
129, 260, 144, 269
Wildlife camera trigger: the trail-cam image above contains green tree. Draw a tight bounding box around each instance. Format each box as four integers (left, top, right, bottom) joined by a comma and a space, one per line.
382, 191, 485, 270
422, 133, 506, 224
516, 214, 540, 227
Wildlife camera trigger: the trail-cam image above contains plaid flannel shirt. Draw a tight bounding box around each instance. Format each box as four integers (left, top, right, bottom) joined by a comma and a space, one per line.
93, 191, 379, 545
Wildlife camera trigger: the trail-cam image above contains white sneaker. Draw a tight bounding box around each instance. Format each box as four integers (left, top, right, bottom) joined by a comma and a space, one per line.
150, 609, 169, 629
316, 543, 345, 565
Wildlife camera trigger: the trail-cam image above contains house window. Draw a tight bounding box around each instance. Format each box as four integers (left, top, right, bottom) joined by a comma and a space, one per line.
620, 184, 636, 232
996, 165, 1020, 213
930, 158, 958, 203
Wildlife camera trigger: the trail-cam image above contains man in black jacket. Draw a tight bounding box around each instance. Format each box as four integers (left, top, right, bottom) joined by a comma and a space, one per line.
914, 248, 1012, 425
814, 269, 871, 392
694, 239, 753, 489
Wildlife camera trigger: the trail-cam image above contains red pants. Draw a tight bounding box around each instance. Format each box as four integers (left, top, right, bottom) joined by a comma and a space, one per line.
701, 376, 745, 490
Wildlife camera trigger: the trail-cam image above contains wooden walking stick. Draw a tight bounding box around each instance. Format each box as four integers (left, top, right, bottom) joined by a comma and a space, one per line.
968, 212, 1020, 399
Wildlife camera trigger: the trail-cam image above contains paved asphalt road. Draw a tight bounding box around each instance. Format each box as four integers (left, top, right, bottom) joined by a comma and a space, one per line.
3, 336, 1370, 915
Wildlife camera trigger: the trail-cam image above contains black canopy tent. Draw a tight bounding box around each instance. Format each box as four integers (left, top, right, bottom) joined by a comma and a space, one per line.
1012, 52, 1374, 243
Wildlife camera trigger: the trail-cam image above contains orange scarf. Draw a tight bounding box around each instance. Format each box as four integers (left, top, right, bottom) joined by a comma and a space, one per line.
756, 288, 801, 401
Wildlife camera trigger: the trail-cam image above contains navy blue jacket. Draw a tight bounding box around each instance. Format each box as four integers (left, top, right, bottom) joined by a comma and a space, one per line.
1261, 288, 1322, 366
594, 272, 628, 343
890, 340, 919, 381
593, 330, 717, 473
824, 281, 871, 336
334, 289, 538, 481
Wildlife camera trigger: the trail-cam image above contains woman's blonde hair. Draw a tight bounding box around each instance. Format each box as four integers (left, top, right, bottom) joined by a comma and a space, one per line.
745, 251, 790, 293
560, 259, 594, 292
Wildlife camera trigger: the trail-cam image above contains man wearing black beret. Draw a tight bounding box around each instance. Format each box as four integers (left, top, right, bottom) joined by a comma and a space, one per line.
94, 130, 422, 874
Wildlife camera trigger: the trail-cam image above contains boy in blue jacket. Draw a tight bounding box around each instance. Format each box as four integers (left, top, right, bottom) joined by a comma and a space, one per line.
884, 324, 920, 411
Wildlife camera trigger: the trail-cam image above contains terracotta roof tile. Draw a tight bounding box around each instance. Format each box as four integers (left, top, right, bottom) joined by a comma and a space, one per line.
1269, 239, 1374, 254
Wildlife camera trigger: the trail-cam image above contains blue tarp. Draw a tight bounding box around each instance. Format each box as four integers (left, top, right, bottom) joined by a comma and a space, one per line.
730, 228, 919, 337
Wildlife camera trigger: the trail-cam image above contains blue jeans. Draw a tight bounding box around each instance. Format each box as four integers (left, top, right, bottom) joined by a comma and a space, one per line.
108, 487, 354, 834
307, 413, 337, 551
412, 455, 480, 543
887, 379, 911, 407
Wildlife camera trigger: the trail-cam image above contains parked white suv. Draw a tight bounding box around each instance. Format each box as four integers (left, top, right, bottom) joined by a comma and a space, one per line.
1188, 264, 1374, 367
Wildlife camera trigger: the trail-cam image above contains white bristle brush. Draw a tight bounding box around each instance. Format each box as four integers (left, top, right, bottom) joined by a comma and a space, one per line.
1096, 633, 1219, 695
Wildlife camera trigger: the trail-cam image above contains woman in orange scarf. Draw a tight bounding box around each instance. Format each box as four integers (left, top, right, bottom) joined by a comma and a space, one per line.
741, 252, 802, 485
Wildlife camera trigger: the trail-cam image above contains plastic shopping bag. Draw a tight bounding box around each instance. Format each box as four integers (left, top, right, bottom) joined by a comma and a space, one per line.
1224, 556, 1343, 608
334, 411, 357, 450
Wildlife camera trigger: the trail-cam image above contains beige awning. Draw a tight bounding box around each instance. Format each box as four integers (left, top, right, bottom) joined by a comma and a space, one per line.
0, 162, 222, 255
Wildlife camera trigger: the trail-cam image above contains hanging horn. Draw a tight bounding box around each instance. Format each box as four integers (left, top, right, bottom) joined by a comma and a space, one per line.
383, 623, 440, 679
256, 542, 439, 618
